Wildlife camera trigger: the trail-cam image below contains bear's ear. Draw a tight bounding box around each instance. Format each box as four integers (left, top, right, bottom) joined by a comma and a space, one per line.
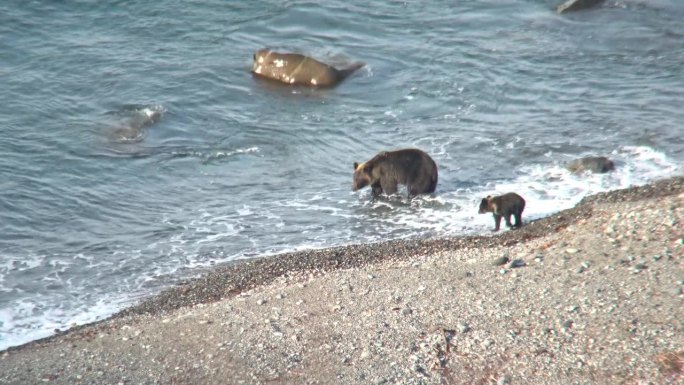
353, 162, 359, 170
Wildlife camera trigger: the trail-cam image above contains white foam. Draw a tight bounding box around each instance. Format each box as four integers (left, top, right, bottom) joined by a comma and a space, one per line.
1, 147, 676, 352
351, 145, 680, 237
0, 297, 127, 351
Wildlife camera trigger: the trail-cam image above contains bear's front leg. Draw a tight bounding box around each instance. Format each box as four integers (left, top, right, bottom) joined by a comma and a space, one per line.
371, 183, 383, 197
493, 214, 502, 231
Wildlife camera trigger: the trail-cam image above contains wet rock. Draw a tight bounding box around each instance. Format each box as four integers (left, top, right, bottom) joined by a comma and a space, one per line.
566, 156, 615, 174
493, 256, 510, 266
556, 0, 606, 14
509, 259, 526, 269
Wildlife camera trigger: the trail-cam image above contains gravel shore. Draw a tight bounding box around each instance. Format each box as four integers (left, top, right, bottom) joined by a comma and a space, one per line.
1, 177, 683, 385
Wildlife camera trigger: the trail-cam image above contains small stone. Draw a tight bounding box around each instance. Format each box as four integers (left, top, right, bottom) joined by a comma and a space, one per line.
576, 266, 586, 274
566, 305, 579, 313
497, 375, 511, 385
499, 268, 507, 275
482, 339, 494, 349
401, 308, 413, 316
562, 319, 574, 328
256, 299, 266, 305
566, 248, 579, 255
674, 287, 683, 296
374, 378, 387, 385
652, 255, 662, 262
458, 322, 471, 334
493, 256, 510, 266
632, 263, 647, 273
509, 259, 526, 269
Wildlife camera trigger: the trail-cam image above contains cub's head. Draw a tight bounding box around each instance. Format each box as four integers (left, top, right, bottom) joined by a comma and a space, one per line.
352, 162, 372, 191
478, 196, 493, 214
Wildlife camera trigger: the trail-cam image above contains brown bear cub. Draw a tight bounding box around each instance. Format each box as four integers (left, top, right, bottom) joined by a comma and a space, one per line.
352, 148, 438, 197
478, 192, 526, 231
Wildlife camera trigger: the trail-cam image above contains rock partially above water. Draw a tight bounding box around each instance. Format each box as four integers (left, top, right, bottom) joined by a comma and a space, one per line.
556, 0, 605, 14
566, 156, 615, 174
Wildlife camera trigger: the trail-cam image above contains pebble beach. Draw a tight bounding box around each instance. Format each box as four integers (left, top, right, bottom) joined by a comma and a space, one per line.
1, 176, 683, 385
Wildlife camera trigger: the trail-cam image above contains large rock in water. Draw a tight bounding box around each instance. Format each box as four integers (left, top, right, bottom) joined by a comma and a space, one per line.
566, 156, 615, 174
556, 0, 605, 14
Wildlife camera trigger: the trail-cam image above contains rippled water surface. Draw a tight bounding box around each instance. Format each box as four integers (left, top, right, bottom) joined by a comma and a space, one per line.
1, 0, 682, 349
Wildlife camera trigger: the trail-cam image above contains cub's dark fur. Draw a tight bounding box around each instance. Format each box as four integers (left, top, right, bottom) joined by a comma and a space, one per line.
478, 192, 526, 231
352, 148, 438, 197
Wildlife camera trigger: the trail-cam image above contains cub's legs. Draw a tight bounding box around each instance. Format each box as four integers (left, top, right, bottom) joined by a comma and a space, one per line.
504, 213, 513, 228
513, 210, 523, 228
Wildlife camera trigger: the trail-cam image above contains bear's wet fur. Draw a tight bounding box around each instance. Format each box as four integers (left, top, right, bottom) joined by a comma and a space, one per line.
478, 192, 526, 231
352, 148, 438, 197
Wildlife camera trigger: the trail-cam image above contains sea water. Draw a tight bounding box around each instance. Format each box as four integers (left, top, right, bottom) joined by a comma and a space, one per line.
1, 0, 682, 350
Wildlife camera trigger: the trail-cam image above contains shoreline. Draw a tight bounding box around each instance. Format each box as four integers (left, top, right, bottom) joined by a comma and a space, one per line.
119, 175, 683, 317
1, 176, 683, 384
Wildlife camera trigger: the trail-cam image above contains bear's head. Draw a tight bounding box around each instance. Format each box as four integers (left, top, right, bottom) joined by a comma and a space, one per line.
352, 162, 373, 191
478, 196, 493, 214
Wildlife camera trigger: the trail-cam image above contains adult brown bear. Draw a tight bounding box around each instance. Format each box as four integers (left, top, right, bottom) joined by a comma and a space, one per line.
352, 148, 438, 197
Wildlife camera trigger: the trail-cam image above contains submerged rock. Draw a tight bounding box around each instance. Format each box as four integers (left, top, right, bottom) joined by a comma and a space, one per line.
556, 0, 605, 14
566, 156, 615, 174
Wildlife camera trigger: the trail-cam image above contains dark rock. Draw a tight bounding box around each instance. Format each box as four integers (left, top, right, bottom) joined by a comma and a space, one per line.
493, 256, 510, 266
556, 0, 606, 14
566, 156, 615, 174
509, 259, 526, 269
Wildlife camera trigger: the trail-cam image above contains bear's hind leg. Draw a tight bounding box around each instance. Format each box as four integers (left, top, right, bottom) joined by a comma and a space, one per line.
504, 213, 513, 228
514, 212, 523, 228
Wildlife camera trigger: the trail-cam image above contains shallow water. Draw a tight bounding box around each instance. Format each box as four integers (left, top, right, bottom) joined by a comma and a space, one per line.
1, 0, 682, 349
